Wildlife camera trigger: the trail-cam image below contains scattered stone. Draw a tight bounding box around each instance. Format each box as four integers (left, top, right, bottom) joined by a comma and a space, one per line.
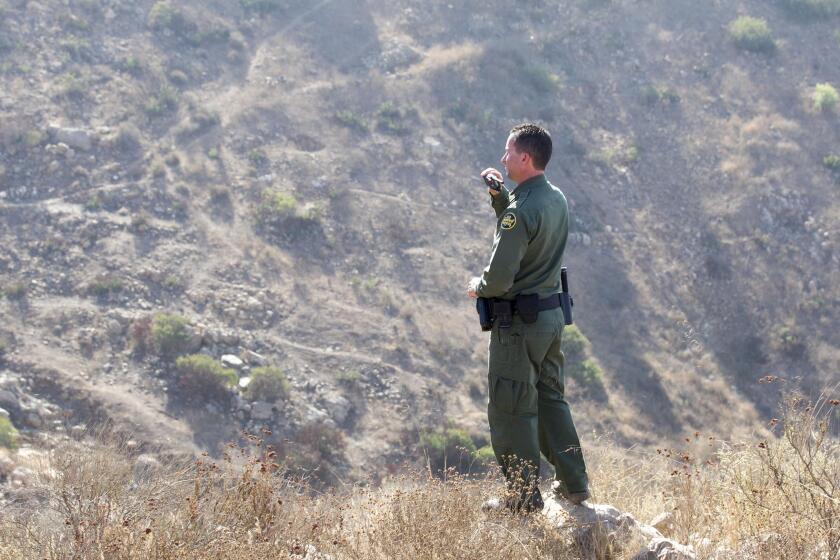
632, 537, 697, 560
221, 354, 244, 370
543, 497, 694, 560
0, 390, 19, 418
47, 125, 94, 151
24, 411, 44, 429
238, 377, 252, 389
320, 393, 352, 425
10, 466, 33, 487
0, 450, 15, 477
650, 511, 676, 538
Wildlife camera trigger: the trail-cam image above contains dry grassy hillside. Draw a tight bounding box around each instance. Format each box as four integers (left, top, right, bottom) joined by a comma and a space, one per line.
0, 0, 838, 486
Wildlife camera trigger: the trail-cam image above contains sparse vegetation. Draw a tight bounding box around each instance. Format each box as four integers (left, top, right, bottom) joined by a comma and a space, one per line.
144, 84, 179, 117
243, 366, 289, 402
174, 354, 237, 404
729, 16, 776, 53
375, 101, 416, 135
522, 64, 561, 94
337, 369, 362, 387
335, 110, 369, 133
640, 84, 680, 106
151, 313, 193, 358
567, 358, 605, 389
246, 148, 268, 166
3, 281, 27, 301
562, 324, 590, 360
87, 275, 124, 298
0, 416, 18, 450
823, 153, 840, 170
255, 189, 297, 225
813, 83, 839, 112
240, 0, 283, 14
174, 107, 219, 138
56, 73, 87, 100
419, 426, 480, 475
781, 0, 840, 18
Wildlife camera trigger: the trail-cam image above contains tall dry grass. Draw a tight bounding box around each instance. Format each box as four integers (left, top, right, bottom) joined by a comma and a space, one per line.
0, 393, 837, 559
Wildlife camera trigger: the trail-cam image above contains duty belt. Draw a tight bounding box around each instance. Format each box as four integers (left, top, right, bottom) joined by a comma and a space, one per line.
492, 293, 562, 315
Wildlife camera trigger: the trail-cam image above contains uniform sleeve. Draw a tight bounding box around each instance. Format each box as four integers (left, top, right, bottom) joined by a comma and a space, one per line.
490, 189, 510, 218
476, 209, 529, 298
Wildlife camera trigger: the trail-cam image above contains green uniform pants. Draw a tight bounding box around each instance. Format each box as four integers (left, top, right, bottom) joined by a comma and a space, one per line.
487, 307, 588, 495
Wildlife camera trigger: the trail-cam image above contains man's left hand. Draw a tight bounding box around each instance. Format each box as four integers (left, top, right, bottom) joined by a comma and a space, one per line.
467, 277, 481, 299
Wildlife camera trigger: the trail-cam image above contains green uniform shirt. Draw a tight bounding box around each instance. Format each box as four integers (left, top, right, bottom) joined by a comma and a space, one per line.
476, 174, 569, 300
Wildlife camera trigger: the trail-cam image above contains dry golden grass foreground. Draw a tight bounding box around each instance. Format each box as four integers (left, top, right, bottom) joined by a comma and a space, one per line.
0, 393, 838, 560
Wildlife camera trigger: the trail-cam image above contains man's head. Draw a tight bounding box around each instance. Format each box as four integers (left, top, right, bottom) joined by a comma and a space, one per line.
501, 123, 552, 183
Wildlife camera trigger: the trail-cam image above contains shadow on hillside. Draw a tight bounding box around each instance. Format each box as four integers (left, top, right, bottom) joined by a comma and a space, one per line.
288, 0, 380, 71
575, 254, 681, 436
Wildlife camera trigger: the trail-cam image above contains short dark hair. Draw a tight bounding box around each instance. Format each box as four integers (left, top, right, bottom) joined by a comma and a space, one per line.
510, 123, 552, 170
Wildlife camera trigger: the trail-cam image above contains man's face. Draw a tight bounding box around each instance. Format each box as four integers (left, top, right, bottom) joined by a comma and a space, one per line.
501, 134, 526, 182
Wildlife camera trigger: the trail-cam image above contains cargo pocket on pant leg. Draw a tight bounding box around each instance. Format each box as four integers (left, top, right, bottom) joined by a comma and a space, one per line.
489, 328, 527, 380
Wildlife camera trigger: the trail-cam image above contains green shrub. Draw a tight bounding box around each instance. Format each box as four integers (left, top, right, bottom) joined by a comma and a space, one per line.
823, 154, 840, 170
174, 354, 236, 404
522, 64, 561, 94
244, 366, 289, 402
813, 83, 839, 112
0, 416, 18, 450
255, 190, 297, 224
567, 359, 604, 388
151, 313, 192, 358
3, 281, 27, 300
144, 84, 179, 117
474, 445, 496, 467
337, 369, 361, 386
375, 102, 416, 135
57, 73, 87, 100
335, 110, 369, 133
148, 1, 181, 31
88, 275, 124, 298
118, 56, 142, 76
729, 16, 776, 53
247, 148, 268, 166
640, 84, 681, 106
60, 37, 92, 61
419, 427, 478, 475
562, 325, 590, 361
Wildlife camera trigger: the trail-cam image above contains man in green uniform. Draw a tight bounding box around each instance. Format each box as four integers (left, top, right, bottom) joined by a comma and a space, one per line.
467, 123, 589, 512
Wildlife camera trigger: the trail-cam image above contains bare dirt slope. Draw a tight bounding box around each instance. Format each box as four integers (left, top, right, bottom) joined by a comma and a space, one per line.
0, 0, 838, 476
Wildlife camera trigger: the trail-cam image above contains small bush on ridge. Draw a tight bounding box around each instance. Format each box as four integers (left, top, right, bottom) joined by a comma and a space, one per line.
244, 366, 289, 402
0, 417, 18, 450
813, 83, 839, 112
729, 16, 776, 53
175, 354, 236, 404
151, 313, 192, 358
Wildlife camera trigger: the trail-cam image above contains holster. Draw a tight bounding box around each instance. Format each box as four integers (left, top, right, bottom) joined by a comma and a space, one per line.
476, 298, 493, 332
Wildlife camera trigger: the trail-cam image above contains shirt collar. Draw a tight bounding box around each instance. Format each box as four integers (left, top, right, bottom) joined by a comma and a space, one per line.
511, 174, 547, 200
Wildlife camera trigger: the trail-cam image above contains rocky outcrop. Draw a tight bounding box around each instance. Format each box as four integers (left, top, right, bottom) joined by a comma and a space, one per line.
543, 497, 695, 560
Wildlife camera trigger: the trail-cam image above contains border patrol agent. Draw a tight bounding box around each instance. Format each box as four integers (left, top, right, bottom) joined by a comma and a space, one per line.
467, 124, 589, 512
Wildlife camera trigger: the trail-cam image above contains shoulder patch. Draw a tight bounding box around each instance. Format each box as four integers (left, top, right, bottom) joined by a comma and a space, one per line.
500, 213, 517, 231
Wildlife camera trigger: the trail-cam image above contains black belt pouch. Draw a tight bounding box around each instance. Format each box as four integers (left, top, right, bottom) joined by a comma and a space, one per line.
516, 293, 540, 324
493, 300, 513, 329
